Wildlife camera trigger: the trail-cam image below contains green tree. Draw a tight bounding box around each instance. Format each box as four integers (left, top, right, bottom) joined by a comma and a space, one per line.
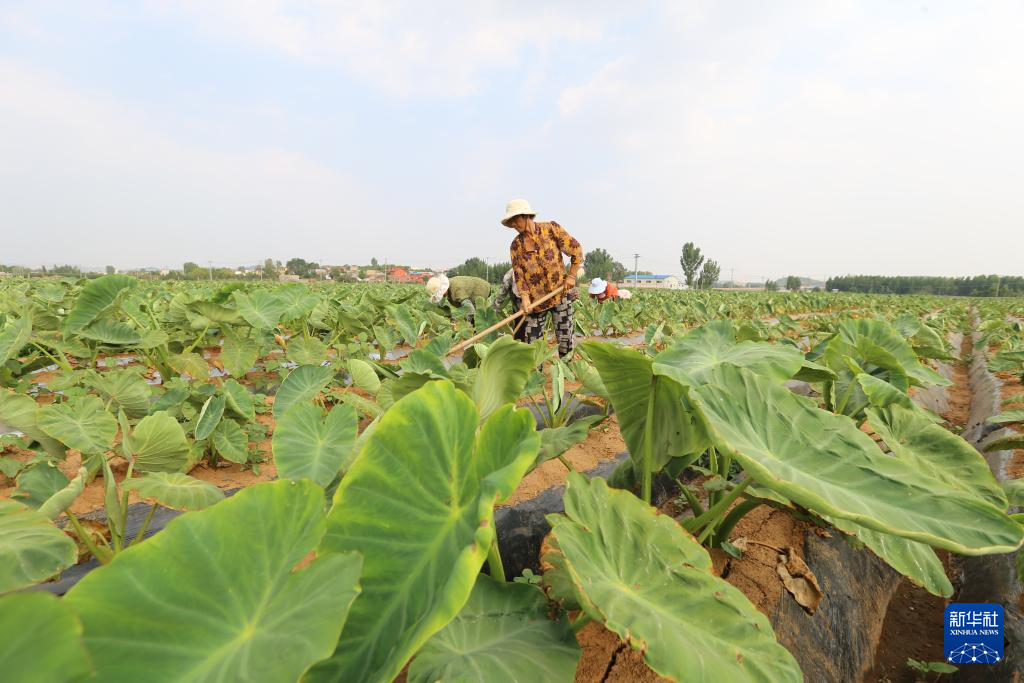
286, 258, 319, 278
584, 248, 626, 282
697, 259, 720, 290
680, 243, 705, 289
263, 258, 275, 274
447, 257, 489, 281
764, 279, 779, 292
785, 275, 802, 292
105, 265, 115, 275
370, 257, 379, 268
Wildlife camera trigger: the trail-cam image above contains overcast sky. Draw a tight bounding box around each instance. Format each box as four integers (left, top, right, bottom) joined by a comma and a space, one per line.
1, 1, 1022, 281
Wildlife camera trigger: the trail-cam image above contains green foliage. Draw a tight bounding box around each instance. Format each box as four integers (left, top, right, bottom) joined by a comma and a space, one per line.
583, 248, 627, 282
698, 259, 721, 289
64, 481, 363, 683
0, 593, 91, 683
679, 242, 705, 289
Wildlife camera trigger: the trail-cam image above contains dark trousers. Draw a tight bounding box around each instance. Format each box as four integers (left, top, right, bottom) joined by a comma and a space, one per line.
522, 300, 575, 358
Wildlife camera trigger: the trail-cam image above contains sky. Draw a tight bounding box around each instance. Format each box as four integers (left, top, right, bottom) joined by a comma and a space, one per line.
1, 1, 1022, 282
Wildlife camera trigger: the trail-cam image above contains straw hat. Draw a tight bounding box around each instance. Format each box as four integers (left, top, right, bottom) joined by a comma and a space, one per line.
425, 274, 449, 303
588, 278, 608, 295
501, 199, 536, 227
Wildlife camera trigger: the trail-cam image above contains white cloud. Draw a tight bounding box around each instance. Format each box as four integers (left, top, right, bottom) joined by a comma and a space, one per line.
0, 60, 371, 267
541, 2, 1024, 278
149, 0, 612, 97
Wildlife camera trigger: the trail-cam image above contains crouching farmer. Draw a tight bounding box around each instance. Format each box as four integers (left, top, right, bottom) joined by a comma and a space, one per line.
587, 278, 621, 303
502, 199, 583, 359
425, 274, 490, 325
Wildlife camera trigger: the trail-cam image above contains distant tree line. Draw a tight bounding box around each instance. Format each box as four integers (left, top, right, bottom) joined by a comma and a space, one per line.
446, 257, 511, 284
827, 275, 1024, 297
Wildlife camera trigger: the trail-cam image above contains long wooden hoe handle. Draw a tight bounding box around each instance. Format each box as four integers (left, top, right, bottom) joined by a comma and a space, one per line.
446, 285, 565, 357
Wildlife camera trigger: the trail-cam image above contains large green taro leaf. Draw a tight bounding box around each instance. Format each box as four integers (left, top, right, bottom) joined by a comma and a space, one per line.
221, 379, 255, 421
77, 320, 142, 345
232, 290, 288, 329
0, 498, 77, 593
310, 380, 540, 683
287, 336, 329, 366
472, 335, 536, 421
211, 419, 248, 464
0, 314, 31, 365
37, 396, 117, 454
124, 411, 191, 473
167, 352, 209, 380
188, 301, 242, 325
194, 395, 225, 440
12, 462, 69, 508
273, 364, 334, 418
220, 329, 259, 378
347, 358, 381, 395
583, 342, 707, 471
545, 474, 801, 682
0, 391, 66, 459
408, 575, 581, 683
122, 472, 225, 511
857, 373, 942, 423
38, 466, 87, 519
829, 319, 950, 388
64, 481, 362, 683
868, 404, 1007, 508
652, 320, 804, 386
272, 403, 358, 486
690, 365, 1023, 555
0, 592, 92, 683
64, 274, 136, 335
87, 369, 152, 418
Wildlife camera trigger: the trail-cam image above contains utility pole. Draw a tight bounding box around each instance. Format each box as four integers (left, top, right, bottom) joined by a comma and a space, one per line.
731, 267, 735, 287
633, 254, 640, 287
208, 261, 213, 281
384, 258, 388, 284
485, 257, 490, 284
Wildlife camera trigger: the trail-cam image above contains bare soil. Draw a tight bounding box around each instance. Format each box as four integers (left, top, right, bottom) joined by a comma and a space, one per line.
502, 415, 625, 506
996, 370, 1024, 479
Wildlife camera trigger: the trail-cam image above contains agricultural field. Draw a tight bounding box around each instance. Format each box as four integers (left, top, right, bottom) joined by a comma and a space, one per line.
1, 274, 1023, 682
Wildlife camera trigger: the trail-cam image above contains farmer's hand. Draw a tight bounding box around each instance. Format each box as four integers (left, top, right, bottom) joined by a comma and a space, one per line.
521, 297, 535, 314
565, 275, 576, 290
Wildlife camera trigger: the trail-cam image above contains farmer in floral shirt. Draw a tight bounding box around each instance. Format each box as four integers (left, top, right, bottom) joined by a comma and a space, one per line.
502, 199, 583, 358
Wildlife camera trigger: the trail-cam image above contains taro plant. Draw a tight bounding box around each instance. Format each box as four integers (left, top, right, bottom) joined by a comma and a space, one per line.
584, 319, 1023, 601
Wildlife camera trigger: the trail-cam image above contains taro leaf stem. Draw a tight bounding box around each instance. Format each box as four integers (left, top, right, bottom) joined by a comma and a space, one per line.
570, 612, 592, 632
641, 376, 657, 504
678, 483, 705, 518
487, 539, 506, 582
129, 503, 159, 548
707, 445, 719, 508
66, 511, 113, 565
712, 499, 763, 548
684, 478, 752, 539
557, 455, 575, 472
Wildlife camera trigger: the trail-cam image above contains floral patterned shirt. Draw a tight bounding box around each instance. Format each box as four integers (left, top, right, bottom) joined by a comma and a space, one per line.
509, 220, 583, 312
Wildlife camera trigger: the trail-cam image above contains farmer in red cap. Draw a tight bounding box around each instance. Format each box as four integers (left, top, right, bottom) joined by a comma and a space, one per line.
502, 199, 583, 358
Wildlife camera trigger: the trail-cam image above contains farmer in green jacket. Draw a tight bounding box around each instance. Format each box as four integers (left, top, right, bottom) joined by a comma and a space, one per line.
425, 274, 491, 325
